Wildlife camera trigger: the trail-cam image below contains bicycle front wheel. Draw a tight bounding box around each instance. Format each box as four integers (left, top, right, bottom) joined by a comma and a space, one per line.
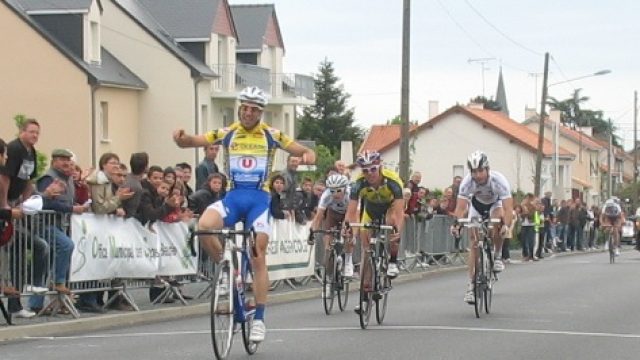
211, 260, 234, 360
359, 255, 374, 329
375, 253, 390, 324
484, 248, 493, 314
609, 234, 615, 264
241, 254, 258, 355
473, 249, 484, 318
337, 254, 349, 312
323, 252, 336, 315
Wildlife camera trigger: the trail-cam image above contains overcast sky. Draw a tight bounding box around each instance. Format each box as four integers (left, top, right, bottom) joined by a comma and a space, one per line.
231, 0, 639, 149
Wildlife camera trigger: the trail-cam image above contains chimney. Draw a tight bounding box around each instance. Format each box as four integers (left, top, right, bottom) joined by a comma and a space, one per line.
428, 100, 439, 120
579, 126, 593, 137
468, 102, 484, 110
525, 107, 538, 120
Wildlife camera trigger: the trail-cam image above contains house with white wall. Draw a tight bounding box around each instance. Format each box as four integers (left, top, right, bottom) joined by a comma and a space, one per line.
524, 111, 605, 205
359, 105, 575, 197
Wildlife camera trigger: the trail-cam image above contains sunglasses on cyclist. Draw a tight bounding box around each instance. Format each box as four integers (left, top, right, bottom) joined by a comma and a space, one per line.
361, 165, 380, 174
329, 188, 344, 194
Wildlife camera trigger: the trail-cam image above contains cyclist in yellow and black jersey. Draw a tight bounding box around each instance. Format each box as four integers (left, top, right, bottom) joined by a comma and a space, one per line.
344, 150, 405, 280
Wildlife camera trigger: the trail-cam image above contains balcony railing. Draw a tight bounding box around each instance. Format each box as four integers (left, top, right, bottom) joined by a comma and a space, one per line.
236, 63, 271, 94
210, 64, 315, 101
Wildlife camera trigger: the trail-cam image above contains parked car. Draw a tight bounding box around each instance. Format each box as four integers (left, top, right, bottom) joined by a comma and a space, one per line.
621, 218, 636, 244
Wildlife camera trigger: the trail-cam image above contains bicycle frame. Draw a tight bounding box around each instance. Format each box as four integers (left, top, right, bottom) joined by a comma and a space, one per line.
459, 216, 500, 318
310, 228, 350, 314
348, 222, 394, 328
191, 227, 258, 359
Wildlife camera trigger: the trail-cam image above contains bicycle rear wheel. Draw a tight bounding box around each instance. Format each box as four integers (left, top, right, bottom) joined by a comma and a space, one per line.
473, 249, 484, 318
375, 252, 390, 324
323, 252, 336, 315
359, 256, 374, 329
241, 253, 258, 355
211, 260, 234, 360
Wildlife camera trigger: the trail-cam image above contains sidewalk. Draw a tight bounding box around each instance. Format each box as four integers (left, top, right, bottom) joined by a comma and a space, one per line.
0, 246, 617, 342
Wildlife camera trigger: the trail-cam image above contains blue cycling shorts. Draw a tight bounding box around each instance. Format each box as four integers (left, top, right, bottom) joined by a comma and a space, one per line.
208, 189, 272, 236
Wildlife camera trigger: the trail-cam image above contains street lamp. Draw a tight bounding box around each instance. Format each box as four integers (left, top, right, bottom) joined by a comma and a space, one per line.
534, 52, 611, 197
548, 69, 611, 87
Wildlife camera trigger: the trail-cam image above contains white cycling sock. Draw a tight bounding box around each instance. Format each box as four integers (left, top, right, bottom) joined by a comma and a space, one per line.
345, 253, 353, 265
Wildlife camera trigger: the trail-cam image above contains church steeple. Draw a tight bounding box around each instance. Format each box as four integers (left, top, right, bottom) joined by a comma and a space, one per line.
495, 67, 509, 116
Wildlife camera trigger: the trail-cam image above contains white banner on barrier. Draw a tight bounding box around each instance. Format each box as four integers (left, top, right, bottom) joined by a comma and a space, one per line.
69, 214, 197, 282
266, 219, 314, 281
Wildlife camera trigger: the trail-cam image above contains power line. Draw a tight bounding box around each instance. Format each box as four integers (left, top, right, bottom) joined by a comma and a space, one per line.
463, 0, 544, 57
435, 0, 534, 74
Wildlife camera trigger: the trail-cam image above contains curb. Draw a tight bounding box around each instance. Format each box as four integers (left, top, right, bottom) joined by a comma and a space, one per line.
0, 264, 466, 342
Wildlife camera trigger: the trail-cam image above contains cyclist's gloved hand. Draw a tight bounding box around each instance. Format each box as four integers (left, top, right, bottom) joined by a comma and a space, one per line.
307, 231, 314, 246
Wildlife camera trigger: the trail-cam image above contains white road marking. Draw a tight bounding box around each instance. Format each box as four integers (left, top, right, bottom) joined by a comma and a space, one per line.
26, 325, 640, 341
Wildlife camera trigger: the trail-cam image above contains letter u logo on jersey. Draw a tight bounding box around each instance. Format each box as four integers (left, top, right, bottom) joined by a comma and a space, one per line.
238, 156, 257, 170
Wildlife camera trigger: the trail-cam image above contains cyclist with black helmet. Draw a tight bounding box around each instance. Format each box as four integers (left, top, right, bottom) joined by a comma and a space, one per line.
309, 174, 354, 286
452, 150, 513, 304
344, 150, 405, 282
173, 86, 315, 342
600, 197, 624, 257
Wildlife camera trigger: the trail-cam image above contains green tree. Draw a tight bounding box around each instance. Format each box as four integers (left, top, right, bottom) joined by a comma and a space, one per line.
546, 89, 619, 146
297, 59, 364, 155
470, 96, 502, 111
386, 114, 418, 126
13, 114, 47, 176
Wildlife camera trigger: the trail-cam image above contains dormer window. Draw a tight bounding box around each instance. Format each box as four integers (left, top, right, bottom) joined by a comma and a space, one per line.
90, 21, 100, 64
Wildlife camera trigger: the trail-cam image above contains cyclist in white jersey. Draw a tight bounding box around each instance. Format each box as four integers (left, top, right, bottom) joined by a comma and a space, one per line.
600, 197, 624, 256
452, 150, 513, 304
309, 175, 355, 279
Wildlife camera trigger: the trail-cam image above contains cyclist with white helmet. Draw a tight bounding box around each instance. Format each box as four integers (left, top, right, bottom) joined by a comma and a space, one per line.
344, 150, 405, 283
600, 197, 624, 256
452, 150, 513, 304
173, 86, 315, 342
309, 174, 354, 284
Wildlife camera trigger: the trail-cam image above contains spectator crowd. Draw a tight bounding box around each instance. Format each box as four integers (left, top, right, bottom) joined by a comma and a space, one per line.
0, 118, 637, 322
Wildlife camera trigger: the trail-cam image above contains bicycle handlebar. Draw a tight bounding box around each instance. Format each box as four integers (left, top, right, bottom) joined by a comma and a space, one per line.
345, 222, 395, 231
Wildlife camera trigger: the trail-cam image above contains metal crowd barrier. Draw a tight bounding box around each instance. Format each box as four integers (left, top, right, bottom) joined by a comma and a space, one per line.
0, 211, 78, 322
1, 209, 473, 325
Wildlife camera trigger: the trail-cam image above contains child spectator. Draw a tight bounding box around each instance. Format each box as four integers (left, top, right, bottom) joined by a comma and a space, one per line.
188, 173, 226, 215
269, 174, 290, 220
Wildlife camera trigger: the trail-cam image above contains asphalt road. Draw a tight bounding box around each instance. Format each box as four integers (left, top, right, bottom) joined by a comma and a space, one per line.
3, 249, 640, 360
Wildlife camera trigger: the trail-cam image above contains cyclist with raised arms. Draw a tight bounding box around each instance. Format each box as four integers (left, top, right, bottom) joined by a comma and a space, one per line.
173, 86, 315, 342
452, 150, 513, 304
600, 197, 625, 257
344, 150, 404, 287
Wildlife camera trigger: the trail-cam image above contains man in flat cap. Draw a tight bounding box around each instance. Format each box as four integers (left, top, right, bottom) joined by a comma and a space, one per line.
29, 148, 90, 312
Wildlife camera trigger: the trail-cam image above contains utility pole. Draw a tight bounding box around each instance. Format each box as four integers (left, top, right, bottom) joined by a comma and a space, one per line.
399, 0, 411, 182
608, 118, 613, 198
534, 52, 550, 197
468, 58, 495, 97
634, 90, 638, 208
